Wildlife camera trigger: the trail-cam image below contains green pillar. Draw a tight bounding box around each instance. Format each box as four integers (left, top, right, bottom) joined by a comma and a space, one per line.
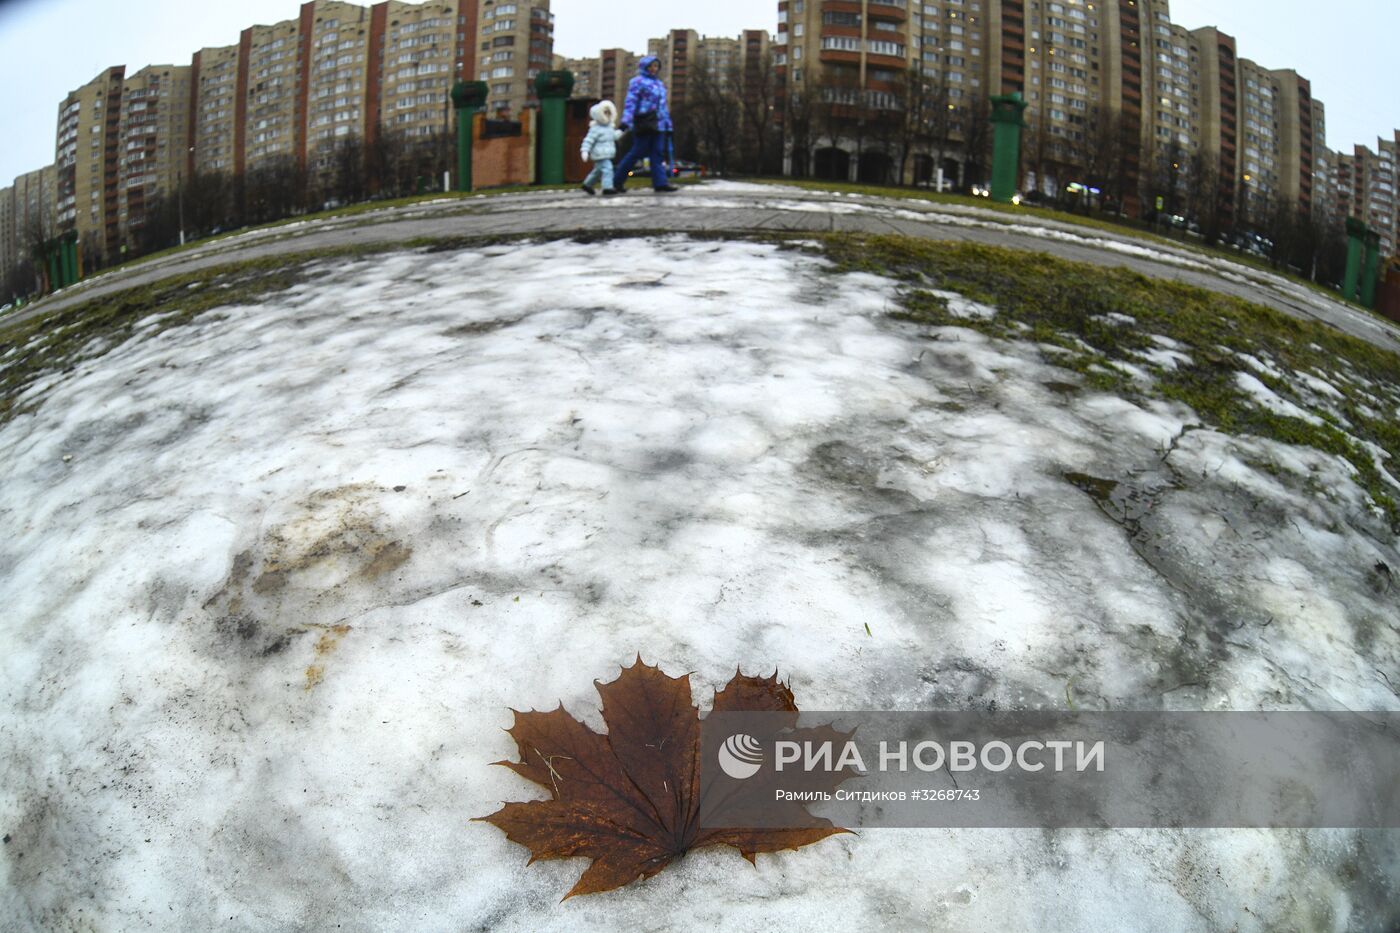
1361, 231, 1382, 310
450, 80, 488, 192
1343, 217, 1366, 302
534, 70, 575, 186
988, 93, 1028, 204
61, 232, 78, 287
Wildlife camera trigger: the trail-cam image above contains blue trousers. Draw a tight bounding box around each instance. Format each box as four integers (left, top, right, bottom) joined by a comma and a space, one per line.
584, 158, 614, 191
613, 131, 669, 190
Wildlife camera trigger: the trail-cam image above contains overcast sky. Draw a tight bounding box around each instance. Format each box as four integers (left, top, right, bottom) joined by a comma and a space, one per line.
0, 0, 1394, 185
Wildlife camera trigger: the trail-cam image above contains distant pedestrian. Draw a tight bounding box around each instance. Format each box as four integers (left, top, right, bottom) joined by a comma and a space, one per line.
579, 101, 623, 196
614, 56, 679, 194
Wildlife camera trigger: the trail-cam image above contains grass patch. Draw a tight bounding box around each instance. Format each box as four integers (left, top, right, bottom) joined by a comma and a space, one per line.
0, 244, 380, 424
758, 177, 1367, 311
817, 233, 1400, 531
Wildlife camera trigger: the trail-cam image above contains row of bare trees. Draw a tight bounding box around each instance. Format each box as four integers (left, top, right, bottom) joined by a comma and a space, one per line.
673, 62, 1349, 284
129, 127, 457, 260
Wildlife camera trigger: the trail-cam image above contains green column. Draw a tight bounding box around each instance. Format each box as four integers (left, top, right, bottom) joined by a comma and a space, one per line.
988, 93, 1028, 204
1361, 231, 1382, 310
534, 71, 575, 186
1343, 217, 1366, 302
61, 232, 78, 287
450, 80, 488, 192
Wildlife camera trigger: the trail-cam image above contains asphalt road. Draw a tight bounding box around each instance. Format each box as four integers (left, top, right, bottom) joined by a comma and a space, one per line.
10, 180, 1400, 354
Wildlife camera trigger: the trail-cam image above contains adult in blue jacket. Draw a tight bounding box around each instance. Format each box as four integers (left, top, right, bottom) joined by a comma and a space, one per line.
613, 56, 679, 194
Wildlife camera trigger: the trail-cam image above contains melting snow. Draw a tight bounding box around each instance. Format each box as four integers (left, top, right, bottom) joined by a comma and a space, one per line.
1234, 372, 1325, 426
1, 237, 1396, 930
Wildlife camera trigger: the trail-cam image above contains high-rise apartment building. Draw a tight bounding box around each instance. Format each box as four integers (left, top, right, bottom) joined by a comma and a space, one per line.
191, 44, 241, 175
477, 0, 554, 116
561, 56, 600, 100
0, 188, 13, 289
3, 166, 59, 292
1272, 70, 1316, 219
55, 67, 125, 259
648, 30, 698, 116
116, 66, 192, 243
1, 176, 46, 295
1339, 135, 1398, 257
775, 0, 1334, 232
372, 2, 461, 148
246, 18, 304, 171
597, 48, 639, 110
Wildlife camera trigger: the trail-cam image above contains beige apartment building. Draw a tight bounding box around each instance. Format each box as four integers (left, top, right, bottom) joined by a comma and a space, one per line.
301, 3, 373, 171
116, 66, 192, 244
1271, 70, 1317, 218
55, 67, 125, 260
244, 18, 303, 171
3, 166, 59, 292
560, 56, 600, 100
374, 1, 462, 152
477, 0, 554, 117
595, 49, 639, 110
191, 44, 240, 175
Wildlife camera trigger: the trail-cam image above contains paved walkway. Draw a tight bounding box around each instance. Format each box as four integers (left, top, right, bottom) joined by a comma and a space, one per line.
11, 180, 1400, 354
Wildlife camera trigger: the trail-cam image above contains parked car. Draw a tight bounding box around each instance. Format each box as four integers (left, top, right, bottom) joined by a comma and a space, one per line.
671, 161, 705, 178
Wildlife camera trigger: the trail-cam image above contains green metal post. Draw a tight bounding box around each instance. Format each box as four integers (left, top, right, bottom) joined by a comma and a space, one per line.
450, 80, 489, 192
988, 93, 1028, 204
534, 70, 575, 186
1342, 217, 1366, 302
1361, 231, 1382, 310
61, 232, 77, 287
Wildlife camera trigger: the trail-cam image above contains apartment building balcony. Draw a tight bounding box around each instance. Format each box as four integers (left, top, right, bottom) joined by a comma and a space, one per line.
866, 0, 908, 23
822, 23, 863, 40
820, 48, 862, 66
821, 0, 863, 16
867, 52, 908, 70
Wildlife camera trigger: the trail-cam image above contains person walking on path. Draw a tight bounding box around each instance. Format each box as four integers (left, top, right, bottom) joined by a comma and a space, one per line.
613, 56, 679, 194
579, 101, 624, 196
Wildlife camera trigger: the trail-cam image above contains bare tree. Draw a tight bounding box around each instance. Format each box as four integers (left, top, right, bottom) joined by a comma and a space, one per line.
737, 51, 780, 174
783, 85, 818, 178
1186, 148, 1227, 245
959, 94, 992, 190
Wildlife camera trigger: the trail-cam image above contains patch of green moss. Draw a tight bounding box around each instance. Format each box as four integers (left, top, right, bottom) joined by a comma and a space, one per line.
818, 233, 1400, 531
759, 177, 1371, 314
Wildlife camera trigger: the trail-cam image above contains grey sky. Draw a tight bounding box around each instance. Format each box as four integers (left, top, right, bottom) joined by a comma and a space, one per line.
0, 0, 1393, 186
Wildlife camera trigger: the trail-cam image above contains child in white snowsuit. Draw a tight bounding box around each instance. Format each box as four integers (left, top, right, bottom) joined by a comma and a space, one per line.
580, 101, 623, 196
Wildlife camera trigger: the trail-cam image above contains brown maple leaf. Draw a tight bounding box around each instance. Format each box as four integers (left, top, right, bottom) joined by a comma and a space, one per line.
478, 657, 853, 898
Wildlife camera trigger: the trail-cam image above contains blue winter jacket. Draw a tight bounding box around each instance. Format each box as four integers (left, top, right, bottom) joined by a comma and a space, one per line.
622, 55, 673, 133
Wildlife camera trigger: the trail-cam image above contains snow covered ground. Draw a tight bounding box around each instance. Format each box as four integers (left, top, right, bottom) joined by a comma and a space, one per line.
1, 237, 1397, 929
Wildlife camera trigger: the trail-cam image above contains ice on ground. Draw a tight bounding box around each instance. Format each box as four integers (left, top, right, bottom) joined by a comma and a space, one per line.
1132, 346, 1195, 371
1, 237, 1396, 931
1234, 372, 1325, 426
929, 288, 998, 320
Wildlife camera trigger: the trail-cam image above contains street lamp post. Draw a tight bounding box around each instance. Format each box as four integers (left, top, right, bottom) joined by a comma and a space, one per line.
178, 147, 194, 246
